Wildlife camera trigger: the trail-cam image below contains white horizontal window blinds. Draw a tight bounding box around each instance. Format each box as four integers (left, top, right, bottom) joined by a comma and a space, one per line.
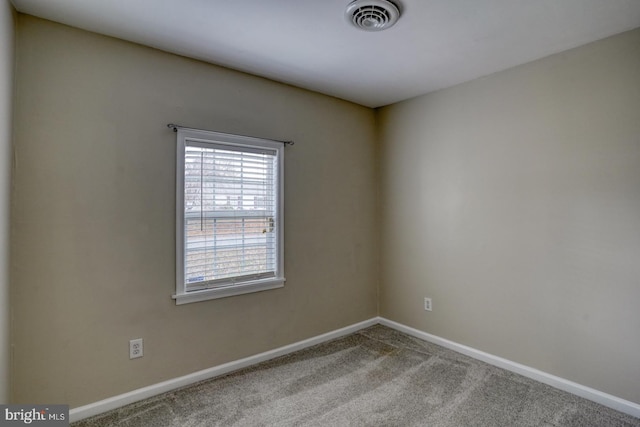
183, 140, 278, 292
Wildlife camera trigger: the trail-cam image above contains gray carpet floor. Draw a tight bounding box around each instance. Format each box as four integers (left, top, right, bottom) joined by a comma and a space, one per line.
73, 325, 640, 426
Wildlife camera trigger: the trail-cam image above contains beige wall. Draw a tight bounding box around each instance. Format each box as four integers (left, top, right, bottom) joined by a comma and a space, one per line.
378, 28, 640, 404
12, 16, 378, 406
0, 0, 15, 404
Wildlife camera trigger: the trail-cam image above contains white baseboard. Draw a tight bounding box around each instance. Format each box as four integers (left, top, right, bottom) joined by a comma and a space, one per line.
70, 316, 640, 422
377, 317, 640, 419
69, 318, 378, 422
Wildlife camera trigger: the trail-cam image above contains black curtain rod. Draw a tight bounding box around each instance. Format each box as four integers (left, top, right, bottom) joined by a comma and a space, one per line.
167, 123, 294, 146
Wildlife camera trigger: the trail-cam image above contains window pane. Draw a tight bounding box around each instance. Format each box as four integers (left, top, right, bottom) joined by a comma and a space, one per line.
183, 143, 278, 291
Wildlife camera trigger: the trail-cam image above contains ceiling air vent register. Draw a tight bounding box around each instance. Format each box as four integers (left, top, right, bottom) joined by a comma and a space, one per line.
345, 0, 401, 32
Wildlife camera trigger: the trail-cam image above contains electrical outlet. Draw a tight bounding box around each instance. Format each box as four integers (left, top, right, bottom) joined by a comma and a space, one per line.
424, 298, 432, 311
129, 338, 143, 359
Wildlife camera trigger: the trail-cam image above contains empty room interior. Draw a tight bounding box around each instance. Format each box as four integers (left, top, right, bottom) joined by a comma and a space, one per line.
1, 0, 640, 425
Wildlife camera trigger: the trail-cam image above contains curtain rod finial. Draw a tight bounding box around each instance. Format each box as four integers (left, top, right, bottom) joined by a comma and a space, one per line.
167, 124, 178, 132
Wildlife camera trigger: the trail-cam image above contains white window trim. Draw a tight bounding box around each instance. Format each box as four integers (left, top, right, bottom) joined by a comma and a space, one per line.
173, 128, 285, 305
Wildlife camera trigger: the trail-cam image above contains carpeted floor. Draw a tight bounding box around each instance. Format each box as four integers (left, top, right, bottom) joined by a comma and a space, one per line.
73, 325, 640, 426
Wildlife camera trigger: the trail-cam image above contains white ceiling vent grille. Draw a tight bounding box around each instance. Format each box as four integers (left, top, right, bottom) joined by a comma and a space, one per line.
345, 0, 401, 32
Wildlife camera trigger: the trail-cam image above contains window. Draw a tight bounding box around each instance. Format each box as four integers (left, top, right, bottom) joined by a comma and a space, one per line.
174, 128, 285, 304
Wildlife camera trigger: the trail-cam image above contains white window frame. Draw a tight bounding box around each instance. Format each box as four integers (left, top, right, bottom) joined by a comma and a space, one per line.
173, 128, 285, 305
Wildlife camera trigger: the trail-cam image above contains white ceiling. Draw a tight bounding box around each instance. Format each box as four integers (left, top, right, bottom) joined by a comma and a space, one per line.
10, 0, 640, 108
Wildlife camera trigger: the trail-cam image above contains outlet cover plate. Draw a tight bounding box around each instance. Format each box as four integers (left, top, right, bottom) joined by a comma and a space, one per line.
130, 338, 143, 359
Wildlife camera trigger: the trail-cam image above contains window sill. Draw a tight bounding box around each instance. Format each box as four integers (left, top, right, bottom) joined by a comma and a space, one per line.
172, 278, 285, 305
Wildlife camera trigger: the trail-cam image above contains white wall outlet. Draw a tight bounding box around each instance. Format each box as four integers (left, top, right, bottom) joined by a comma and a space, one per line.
129, 338, 143, 359
424, 297, 432, 311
